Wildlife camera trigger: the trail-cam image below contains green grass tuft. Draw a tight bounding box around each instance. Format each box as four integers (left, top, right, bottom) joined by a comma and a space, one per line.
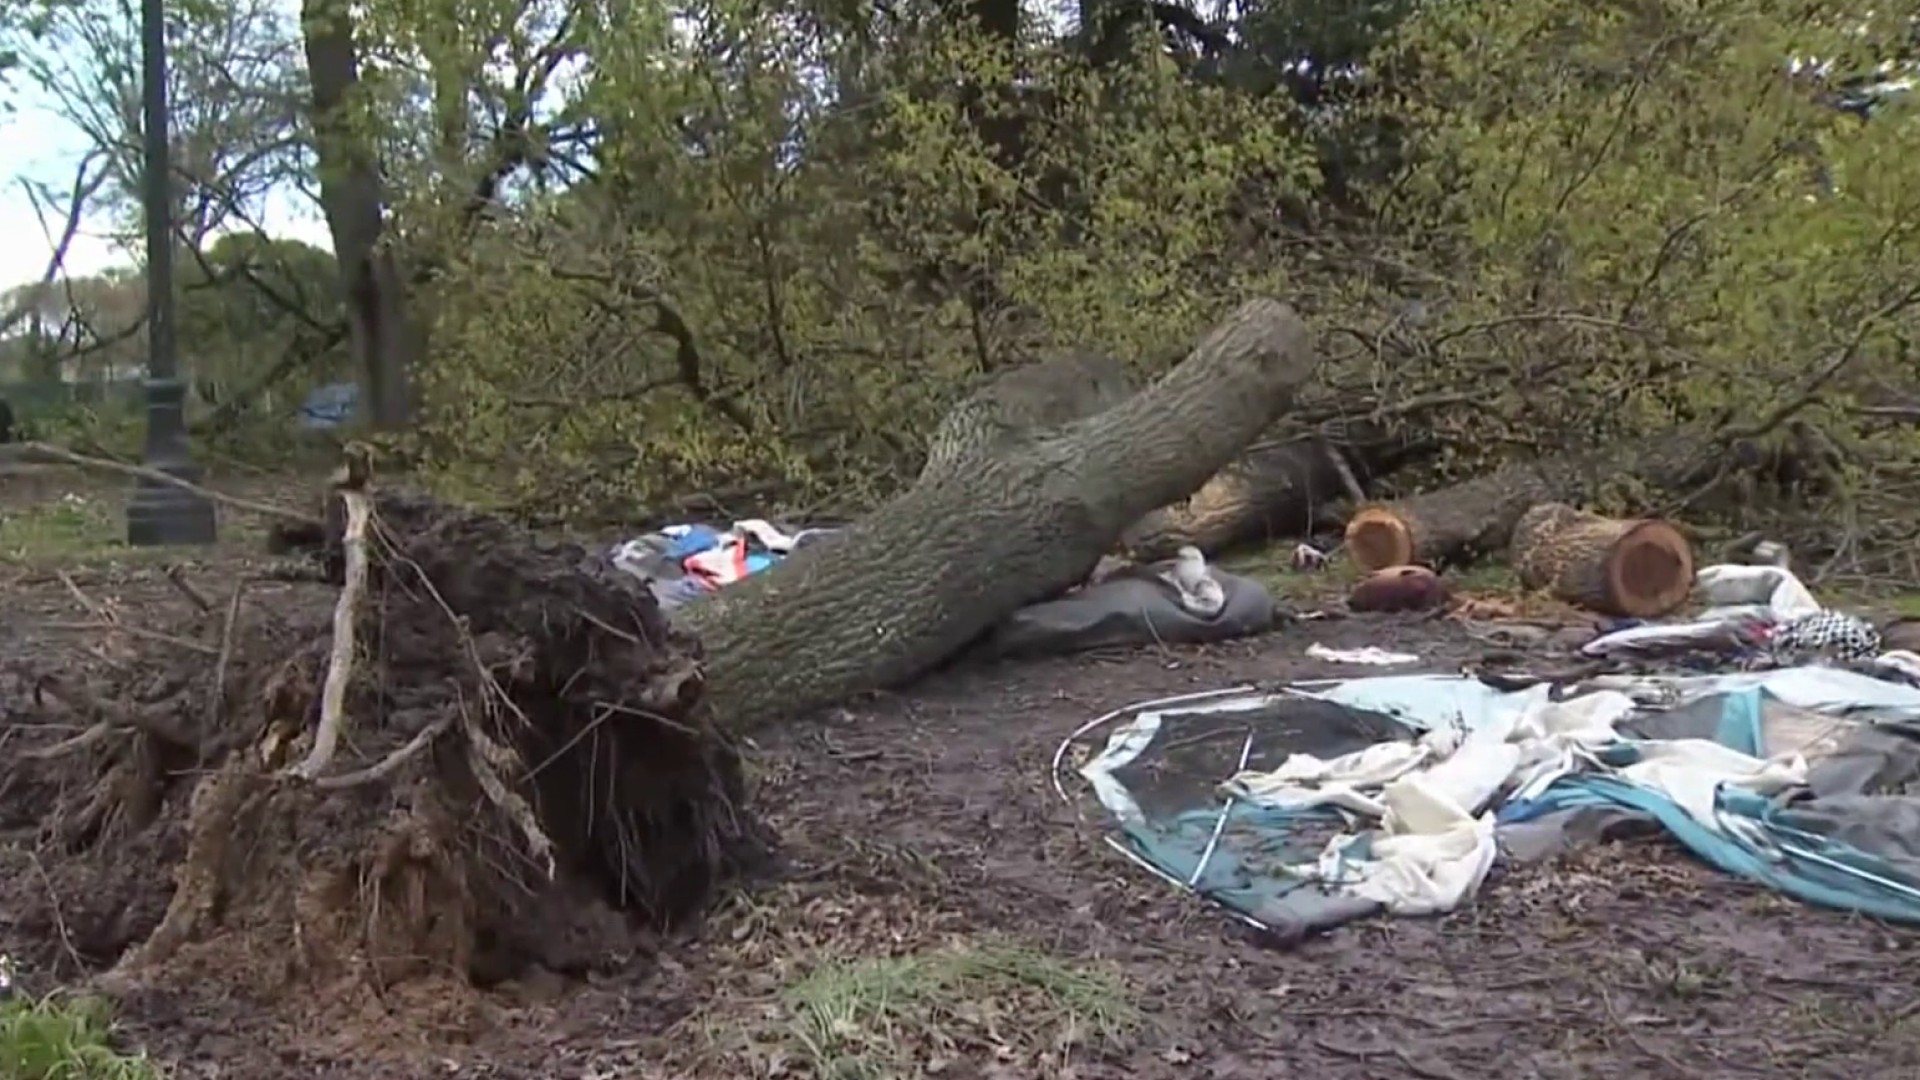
0, 494, 126, 565
784, 943, 1138, 1080
0, 993, 160, 1080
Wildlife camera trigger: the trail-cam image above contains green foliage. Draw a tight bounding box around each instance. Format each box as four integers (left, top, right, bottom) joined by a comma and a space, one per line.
178, 234, 348, 407
1333, 0, 1920, 543
13, 0, 1920, 571
0, 993, 159, 1080
416, 8, 1319, 518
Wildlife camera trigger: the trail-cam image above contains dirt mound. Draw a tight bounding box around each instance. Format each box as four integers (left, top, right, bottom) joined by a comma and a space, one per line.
0, 487, 769, 1060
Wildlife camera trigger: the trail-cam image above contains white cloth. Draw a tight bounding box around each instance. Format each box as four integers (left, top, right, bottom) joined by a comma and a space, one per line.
1307, 644, 1420, 667
1159, 546, 1226, 618
1694, 563, 1822, 620
1224, 688, 1811, 916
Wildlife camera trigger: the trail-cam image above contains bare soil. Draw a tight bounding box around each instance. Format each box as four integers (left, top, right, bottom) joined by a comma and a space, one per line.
2, 470, 1917, 1080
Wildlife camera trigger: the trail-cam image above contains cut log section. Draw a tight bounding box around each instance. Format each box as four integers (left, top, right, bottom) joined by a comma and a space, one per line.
1341, 460, 1576, 572
1121, 428, 1437, 560
1343, 431, 1726, 573
1509, 502, 1696, 618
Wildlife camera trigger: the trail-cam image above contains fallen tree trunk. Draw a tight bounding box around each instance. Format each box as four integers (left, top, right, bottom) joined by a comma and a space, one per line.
684, 298, 1319, 730
918, 349, 1137, 485
1509, 502, 1696, 618
1122, 426, 1437, 560
921, 348, 1185, 546
921, 352, 1433, 563
1343, 431, 1724, 572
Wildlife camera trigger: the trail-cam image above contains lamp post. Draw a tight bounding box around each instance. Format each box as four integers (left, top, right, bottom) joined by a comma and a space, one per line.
126, 0, 216, 546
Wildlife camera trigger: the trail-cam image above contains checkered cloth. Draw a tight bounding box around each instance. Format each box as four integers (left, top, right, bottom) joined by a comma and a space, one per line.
1768, 610, 1883, 663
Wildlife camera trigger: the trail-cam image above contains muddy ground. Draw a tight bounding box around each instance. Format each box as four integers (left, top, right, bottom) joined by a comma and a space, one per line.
2, 469, 1917, 1080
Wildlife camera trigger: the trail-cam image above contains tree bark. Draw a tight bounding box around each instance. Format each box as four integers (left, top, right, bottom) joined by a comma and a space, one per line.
917, 349, 1136, 485
1122, 427, 1437, 560
1509, 502, 1696, 619
683, 298, 1319, 731
1343, 431, 1724, 572
302, 0, 420, 430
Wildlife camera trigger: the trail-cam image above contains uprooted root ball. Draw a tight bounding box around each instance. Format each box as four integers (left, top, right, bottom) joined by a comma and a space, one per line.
0, 490, 769, 1046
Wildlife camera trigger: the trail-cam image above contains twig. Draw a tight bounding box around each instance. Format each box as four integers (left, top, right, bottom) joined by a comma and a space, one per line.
10, 441, 321, 528
42, 620, 220, 657
314, 715, 454, 790
289, 489, 371, 780
56, 570, 110, 622
1322, 442, 1368, 503
28, 853, 85, 976
163, 565, 215, 614
48, 572, 219, 656
203, 582, 245, 750
25, 721, 115, 760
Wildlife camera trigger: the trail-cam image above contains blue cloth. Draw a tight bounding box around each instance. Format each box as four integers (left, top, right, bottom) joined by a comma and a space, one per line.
298, 382, 358, 429
659, 524, 725, 559
1501, 688, 1920, 923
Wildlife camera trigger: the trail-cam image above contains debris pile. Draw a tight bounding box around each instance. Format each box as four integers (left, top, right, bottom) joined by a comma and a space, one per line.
0, 480, 767, 1048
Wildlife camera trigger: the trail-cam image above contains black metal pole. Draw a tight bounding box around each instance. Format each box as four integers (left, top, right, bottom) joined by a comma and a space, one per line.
127, 0, 215, 547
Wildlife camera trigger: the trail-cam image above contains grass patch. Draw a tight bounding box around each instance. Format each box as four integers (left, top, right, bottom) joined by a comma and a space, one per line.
0, 494, 126, 565
784, 943, 1139, 1080
1888, 593, 1920, 619
0, 993, 159, 1080
1219, 542, 1526, 605
1444, 560, 1522, 595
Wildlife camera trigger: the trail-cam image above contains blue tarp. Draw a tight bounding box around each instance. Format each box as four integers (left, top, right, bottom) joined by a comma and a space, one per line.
1500, 686, 1920, 922
1078, 670, 1920, 937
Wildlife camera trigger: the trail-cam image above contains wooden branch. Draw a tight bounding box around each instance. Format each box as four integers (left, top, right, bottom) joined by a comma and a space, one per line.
1721, 280, 1920, 442
205, 582, 245, 738
0, 153, 109, 338
163, 565, 215, 614
313, 714, 453, 790
6, 442, 321, 528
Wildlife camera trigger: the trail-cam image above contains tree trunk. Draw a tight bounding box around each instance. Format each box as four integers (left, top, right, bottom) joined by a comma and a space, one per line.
920, 347, 1183, 548
917, 349, 1137, 485
1342, 431, 1723, 572
683, 298, 1319, 731
1509, 502, 1696, 618
1122, 427, 1437, 560
302, 0, 419, 430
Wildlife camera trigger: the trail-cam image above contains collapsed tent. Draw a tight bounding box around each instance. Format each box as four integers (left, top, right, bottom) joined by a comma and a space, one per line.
1064, 669, 1920, 942
613, 522, 1279, 653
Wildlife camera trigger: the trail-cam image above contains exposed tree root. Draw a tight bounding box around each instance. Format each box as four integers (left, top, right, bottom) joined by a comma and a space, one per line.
1, 483, 768, 1048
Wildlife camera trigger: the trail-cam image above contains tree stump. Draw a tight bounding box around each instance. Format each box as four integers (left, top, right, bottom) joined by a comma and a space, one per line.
685, 298, 1321, 731
1509, 502, 1696, 618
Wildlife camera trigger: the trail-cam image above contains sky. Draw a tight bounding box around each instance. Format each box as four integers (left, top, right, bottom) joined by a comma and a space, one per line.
0, 56, 334, 296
